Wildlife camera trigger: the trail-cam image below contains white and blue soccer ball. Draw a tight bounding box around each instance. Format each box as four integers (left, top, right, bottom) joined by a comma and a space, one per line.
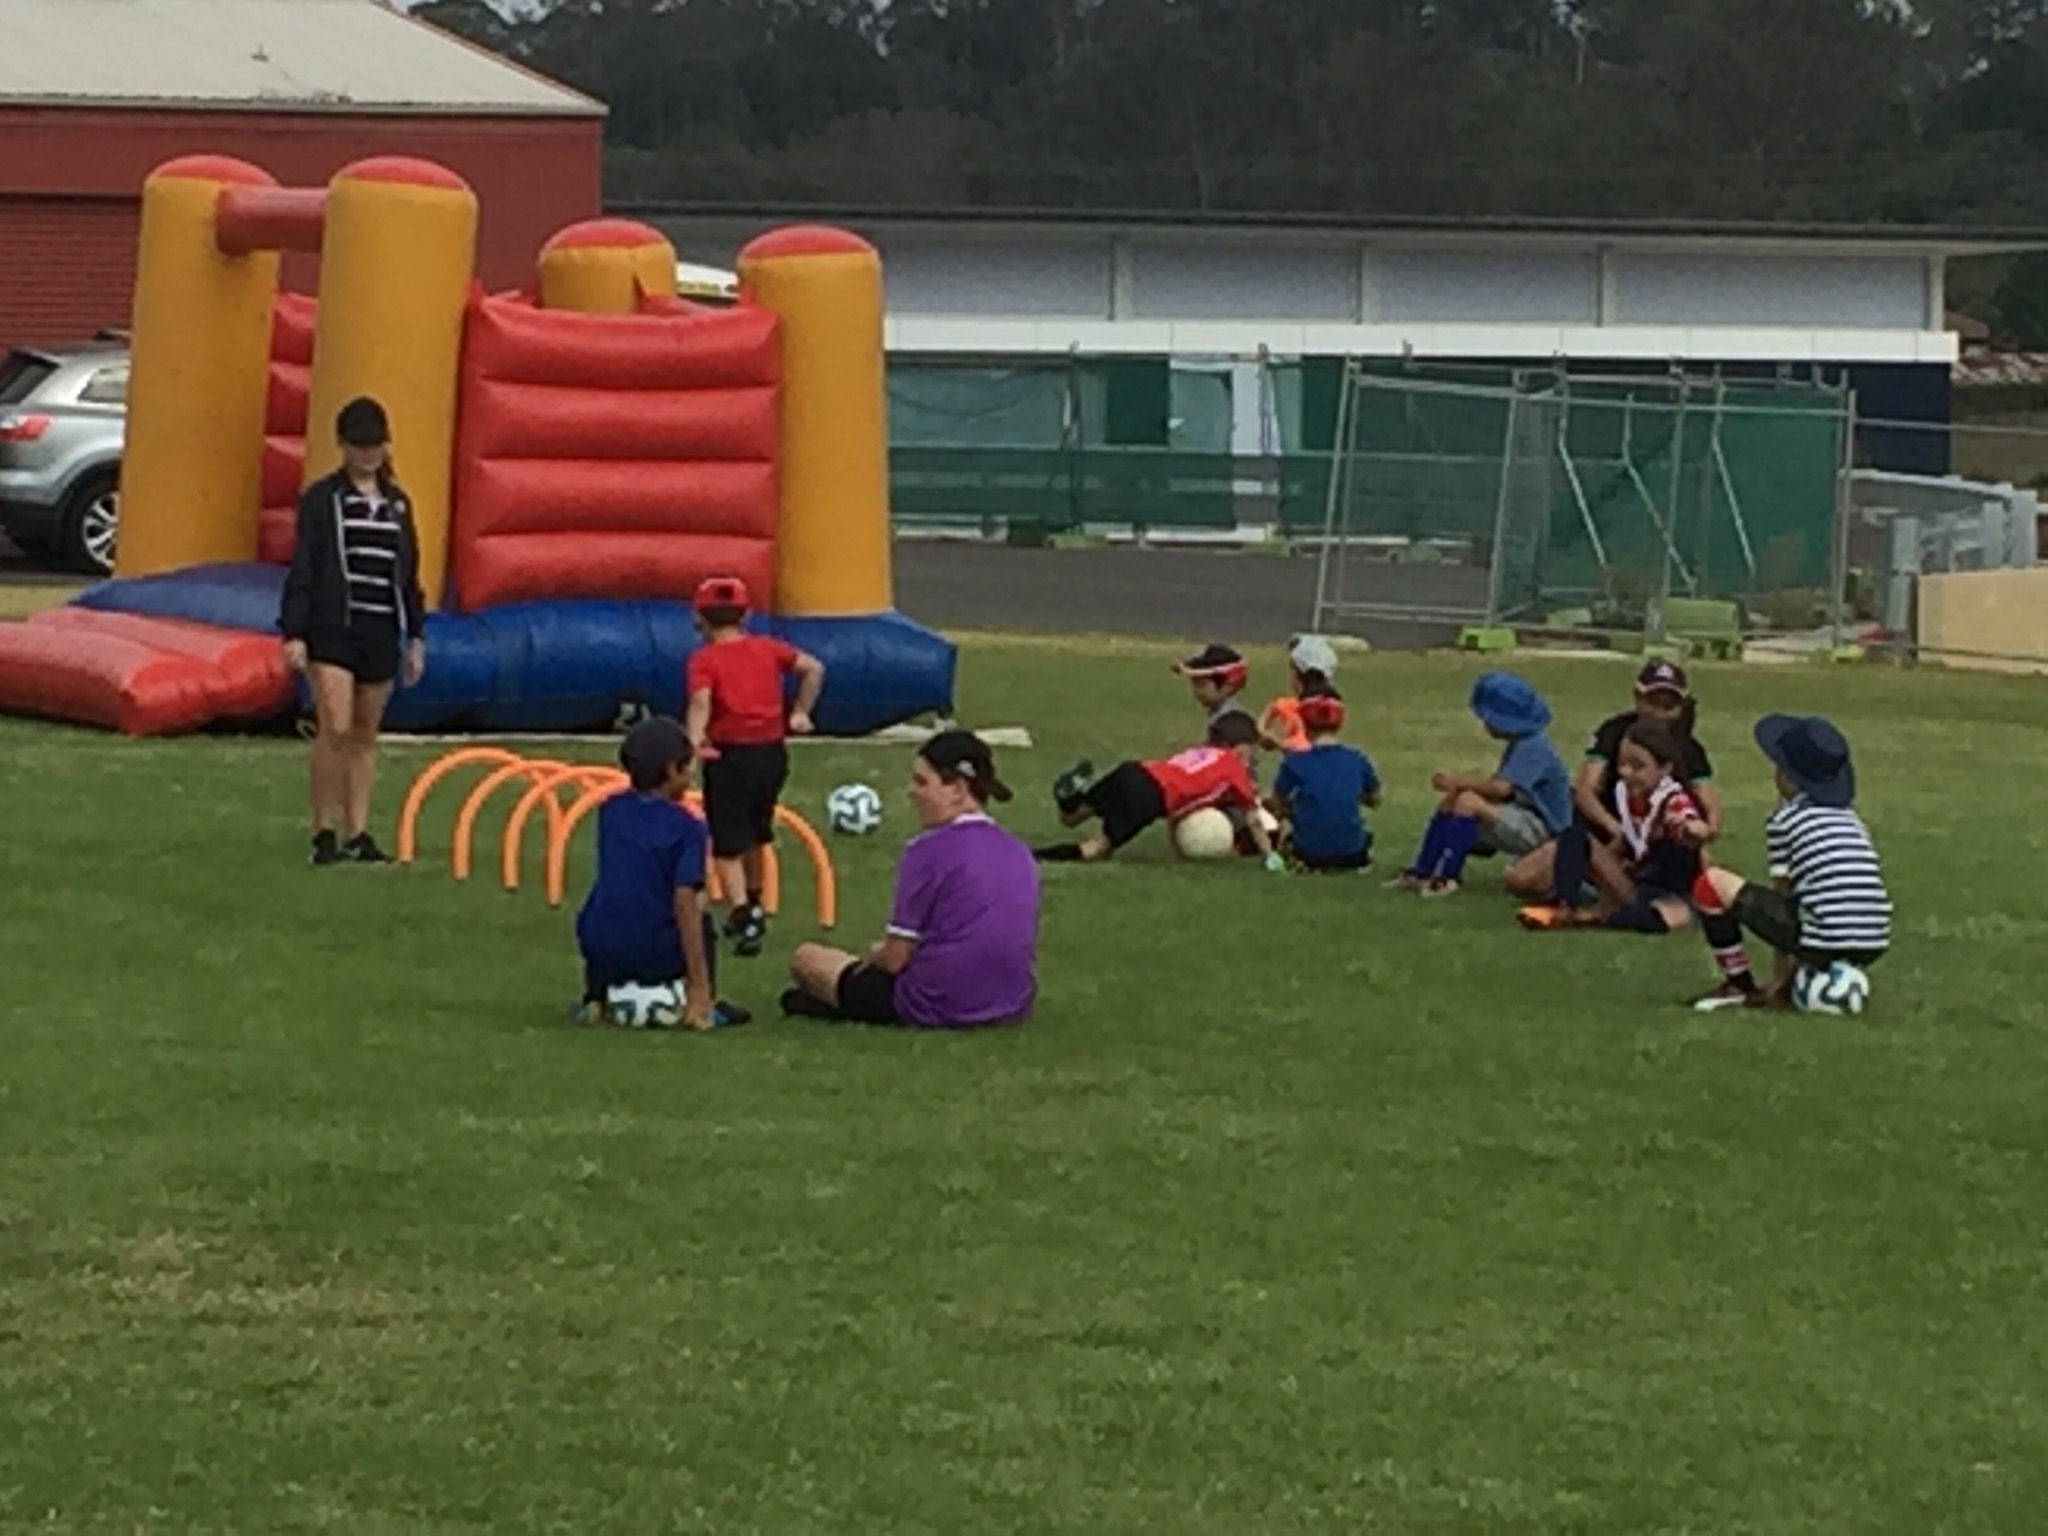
1792, 961, 1871, 1017
605, 980, 686, 1029
826, 782, 884, 836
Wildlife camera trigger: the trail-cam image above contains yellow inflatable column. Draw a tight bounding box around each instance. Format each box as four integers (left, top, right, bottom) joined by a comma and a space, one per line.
302, 158, 478, 610
736, 227, 891, 616
536, 220, 677, 313
117, 156, 281, 577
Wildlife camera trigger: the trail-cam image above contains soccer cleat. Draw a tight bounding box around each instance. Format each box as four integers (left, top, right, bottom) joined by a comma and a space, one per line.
344, 832, 391, 864
310, 830, 344, 866
1420, 877, 1462, 899
569, 999, 607, 1028
779, 986, 839, 1020
732, 904, 767, 959
1516, 902, 1577, 931
1692, 980, 1767, 1013
1385, 870, 1426, 892
1051, 759, 1094, 815
711, 1000, 753, 1028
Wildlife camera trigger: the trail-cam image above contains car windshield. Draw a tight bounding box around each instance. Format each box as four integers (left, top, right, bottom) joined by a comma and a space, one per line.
0, 351, 56, 406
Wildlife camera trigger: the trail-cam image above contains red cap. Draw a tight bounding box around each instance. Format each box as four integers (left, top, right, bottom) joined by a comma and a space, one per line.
1299, 694, 1346, 732
693, 576, 750, 613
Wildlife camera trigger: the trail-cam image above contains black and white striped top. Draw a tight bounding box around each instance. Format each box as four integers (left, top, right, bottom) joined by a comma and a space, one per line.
338, 485, 402, 622
1766, 797, 1892, 953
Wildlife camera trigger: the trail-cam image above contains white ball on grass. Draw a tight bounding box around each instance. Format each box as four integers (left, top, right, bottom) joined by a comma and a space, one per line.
826, 782, 884, 836
1172, 807, 1238, 860
1792, 961, 1871, 1016
605, 981, 686, 1029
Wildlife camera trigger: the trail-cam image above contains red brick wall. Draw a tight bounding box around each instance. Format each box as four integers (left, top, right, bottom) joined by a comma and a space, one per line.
0, 106, 603, 348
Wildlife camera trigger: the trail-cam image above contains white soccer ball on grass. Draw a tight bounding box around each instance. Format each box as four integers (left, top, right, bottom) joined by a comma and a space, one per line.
1792, 961, 1871, 1016
1171, 807, 1238, 860
605, 981, 686, 1029
827, 782, 884, 836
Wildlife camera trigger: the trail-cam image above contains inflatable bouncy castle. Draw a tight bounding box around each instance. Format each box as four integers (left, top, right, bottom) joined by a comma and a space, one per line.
0, 155, 953, 736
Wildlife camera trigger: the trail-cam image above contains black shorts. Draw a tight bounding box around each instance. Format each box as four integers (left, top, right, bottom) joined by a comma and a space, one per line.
1293, 841, 1373, 873
582, 915, 720, 1002
1731, 885, 1886, 969
306, 617, 401, 685
1081, 761, 1167, 850
701, 742, 789, 859
834, 961, 900, 1024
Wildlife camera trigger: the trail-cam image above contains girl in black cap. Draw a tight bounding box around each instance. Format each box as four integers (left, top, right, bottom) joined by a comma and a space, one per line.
279, 396, 427, 865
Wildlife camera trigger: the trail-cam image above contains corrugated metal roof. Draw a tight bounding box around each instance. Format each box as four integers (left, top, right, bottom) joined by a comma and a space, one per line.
0, 0, 604, 117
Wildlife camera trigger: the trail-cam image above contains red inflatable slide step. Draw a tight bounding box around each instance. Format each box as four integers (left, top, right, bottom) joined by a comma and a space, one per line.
0, 608, 294, 735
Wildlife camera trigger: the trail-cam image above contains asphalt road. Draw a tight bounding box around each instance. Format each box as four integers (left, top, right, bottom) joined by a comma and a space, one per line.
0, 536, 1480, 650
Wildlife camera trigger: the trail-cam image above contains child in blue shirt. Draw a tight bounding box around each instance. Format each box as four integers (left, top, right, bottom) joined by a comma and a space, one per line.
575, 716, 748, 1030
1269, 693, 1381, 871
1393, 670, 1570, 896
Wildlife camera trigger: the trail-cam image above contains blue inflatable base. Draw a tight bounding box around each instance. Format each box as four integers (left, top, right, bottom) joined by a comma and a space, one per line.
74, 564, 956, 737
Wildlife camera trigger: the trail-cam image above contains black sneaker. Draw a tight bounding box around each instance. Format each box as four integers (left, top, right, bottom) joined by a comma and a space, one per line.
733, 905, 768, 959
1052, 759, 1094, 815
344, 833, 391, 865
711, 1000, 753, 1028
779, 986, 838, 1020
310, 830, 343, 866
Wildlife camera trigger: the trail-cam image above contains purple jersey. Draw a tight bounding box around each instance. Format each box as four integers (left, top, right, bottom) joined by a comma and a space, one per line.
886, 813, 1040, 1027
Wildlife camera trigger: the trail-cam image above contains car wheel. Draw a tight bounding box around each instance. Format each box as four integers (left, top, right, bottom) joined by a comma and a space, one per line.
61, 467, 119, 576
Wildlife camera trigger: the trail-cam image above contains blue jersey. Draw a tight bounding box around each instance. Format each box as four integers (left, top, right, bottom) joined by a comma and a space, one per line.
1274, 741, 1380, 858
1498, 733, 1572, 834
575, 792, 708, 977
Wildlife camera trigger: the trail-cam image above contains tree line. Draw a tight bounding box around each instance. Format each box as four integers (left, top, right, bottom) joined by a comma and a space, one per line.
417, 0, 2048, 336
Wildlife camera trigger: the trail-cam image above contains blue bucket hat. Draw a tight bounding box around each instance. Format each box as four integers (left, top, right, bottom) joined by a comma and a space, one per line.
1469, 670, 1552, 737
1754, 714, 1855, 808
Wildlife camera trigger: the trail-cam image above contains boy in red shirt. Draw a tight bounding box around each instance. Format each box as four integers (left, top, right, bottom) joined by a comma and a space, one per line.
1035, 713, 1284, 867
682, 577, 826, 957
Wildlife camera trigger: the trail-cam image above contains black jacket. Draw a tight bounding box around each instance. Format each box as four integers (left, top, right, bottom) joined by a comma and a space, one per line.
278, 469, 427, 641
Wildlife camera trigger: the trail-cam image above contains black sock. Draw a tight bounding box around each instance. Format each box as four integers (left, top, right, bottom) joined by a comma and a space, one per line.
779, 987, 838, 1019
1699, 910, 1756, 987
1035, 843, 1086, 862
1551, 823, 1590, 904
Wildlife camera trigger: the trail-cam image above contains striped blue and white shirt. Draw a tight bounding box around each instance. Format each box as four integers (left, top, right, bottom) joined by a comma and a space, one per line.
1766, 796, 1892, 954
338, 484, 402, 622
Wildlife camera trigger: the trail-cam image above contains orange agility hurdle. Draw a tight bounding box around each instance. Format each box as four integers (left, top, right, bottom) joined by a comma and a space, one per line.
395, 744, 835, 928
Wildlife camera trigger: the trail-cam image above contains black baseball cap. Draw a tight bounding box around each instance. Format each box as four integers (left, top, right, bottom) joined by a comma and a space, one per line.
1635, 659, 1690, 699
920, 729, 1011, 802
619, 715, 691, 782
337, 396, 390, 447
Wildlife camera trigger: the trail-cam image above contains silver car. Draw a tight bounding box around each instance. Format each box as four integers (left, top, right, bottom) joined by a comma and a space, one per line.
0, 339, 129, 574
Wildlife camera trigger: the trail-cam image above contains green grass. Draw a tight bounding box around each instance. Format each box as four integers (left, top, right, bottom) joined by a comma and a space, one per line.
4, 642, 2047, 1532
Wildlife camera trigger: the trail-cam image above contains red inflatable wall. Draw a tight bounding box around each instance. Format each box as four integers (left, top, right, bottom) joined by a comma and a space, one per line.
448, 297, 781, 612
255, 292, 317, 565
0, 609, 293, 734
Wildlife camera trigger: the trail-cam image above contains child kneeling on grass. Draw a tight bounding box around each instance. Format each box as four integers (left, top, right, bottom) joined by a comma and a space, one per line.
1268, 693, 1381, 871
574, 716, 749, 1031
1517, 717, 1711, 933
1037, 712, 1284, 869
1394, 671, 1571, 896
1690, 714, 1892, 1012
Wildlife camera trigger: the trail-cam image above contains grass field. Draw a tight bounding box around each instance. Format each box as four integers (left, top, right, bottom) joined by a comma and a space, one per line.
4, 638, 2047, 1532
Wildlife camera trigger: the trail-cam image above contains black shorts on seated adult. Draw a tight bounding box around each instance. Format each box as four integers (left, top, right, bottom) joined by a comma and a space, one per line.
1082, 761, 1167, 849
306, 617, 401, 685
701, 742, 789, 859
834, 961, 900, 1024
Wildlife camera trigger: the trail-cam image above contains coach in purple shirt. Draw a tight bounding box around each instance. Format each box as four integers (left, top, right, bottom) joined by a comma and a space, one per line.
782, 730, 1040, 1028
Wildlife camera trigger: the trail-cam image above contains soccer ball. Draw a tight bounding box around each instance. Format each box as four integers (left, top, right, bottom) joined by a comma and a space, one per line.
826, 782, 884, 836
1172, 807, 1237, 860
1792, 961, 1871, 1016
605, 980, 686, 1029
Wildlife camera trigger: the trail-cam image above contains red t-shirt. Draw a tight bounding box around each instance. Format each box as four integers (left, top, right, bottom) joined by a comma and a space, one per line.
687, 636, 799, 745
1141, 745, 1257, 818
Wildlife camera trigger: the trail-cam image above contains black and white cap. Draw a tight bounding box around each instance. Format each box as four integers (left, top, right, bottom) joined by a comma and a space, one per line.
920, 729, 1012, 802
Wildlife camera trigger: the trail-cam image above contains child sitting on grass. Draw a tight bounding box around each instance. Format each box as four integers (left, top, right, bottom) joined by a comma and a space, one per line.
1037, 712, 1284, 868
1258, 634, 1342, 753
1393, 670, 1571, 896
574, 716, 749, 1031
1268, 693, 1381, 871
1172, 642, 1253, 734
1516, 717, 1710, 933
1689, 715, 1892, 1012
